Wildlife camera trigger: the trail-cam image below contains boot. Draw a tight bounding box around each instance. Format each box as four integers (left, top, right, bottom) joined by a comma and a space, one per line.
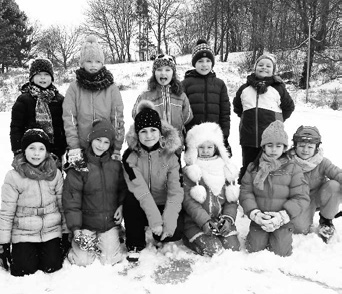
318, 213, 335, 243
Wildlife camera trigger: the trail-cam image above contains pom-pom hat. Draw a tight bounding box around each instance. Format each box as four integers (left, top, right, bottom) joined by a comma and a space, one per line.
134, 100, 162, 134
191, 39, 215, 67
29, 58, 54, 82
79, 35, 105, 66
260, 120, 288, 149
152, 54, 176, 74
254, 54, 277, 74
21, 128, 51, 152
87, 119, 115, 145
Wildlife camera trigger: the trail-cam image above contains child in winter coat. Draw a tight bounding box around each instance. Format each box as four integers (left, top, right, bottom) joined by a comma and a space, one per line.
288, 125, 342, 243
182, 122, 240, 256
239, 121, 309, 257
0, 128, 67, 276
63, 35, 125, 168
122, 100, 184, 262
132, 54, 193, 148
182, 39, 232, 155
233, 54, 295, 183
62, 119, 127, 266
10, 58, 67, 163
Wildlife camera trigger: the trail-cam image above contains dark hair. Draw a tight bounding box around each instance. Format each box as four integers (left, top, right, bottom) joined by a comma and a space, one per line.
147, 73, 183, 96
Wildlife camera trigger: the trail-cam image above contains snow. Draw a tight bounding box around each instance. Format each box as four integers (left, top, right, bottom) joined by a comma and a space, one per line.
1, 55, 342, 294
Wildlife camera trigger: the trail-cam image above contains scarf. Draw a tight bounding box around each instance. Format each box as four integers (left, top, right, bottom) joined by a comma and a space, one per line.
76, 66, 114, 91
246, 73, 280, 95
290, 148, 324, 173
160, 85, 171, 124
253, 152, 287, 190
21, 82, 56, 143
196, 156, 226, 196
12, 153, 57, 181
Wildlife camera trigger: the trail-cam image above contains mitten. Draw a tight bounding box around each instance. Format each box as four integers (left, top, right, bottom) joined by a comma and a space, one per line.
0, 243, 11, 271
250, 209, 274, 232
112, 150, 121, 161
68, 148, 83, 163
151, 225, 163, 236
74, 231, 101, 255
202, 221, 215, 235
60, 233, 71, 260
218, 216, 234, 236
265, 210, 290, 230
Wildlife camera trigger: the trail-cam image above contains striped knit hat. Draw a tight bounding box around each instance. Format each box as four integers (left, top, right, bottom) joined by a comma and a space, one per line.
191, 39, 215, 67
152, 54, 176, 74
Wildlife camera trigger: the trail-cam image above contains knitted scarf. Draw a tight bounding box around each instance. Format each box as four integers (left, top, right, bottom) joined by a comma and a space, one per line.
253, 152, 287, 190
12, 153, 57, 181
76, 66, 114, 91
290, 148, 324, 173
246, 73, 280, 95
160, 85, 171, 124
21, 82, 56, 143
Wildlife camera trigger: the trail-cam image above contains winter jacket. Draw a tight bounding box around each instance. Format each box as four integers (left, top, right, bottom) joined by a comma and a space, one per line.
233, 75, 294, 147
62, 148, 127, 233
10, 86, 67, 158
132, 87, 193, 144
0, 168, 65, 244
122, 121, 183, 236
182, 69, 231, 138
239, 156, 310, 220
62, 81, 124, 154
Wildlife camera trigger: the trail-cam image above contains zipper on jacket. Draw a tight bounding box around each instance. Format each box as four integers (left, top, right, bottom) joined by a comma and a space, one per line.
91, 92, 95, 121
99, 160, 108, 231
204, 77, 208, 121
255, 93, 259, 147
38, 181, 43, 241
148, 153, 152, 190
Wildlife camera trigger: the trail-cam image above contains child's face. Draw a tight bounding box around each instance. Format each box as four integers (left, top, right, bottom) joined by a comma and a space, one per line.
155, 66, 173, 86
195, 57, 212, 75
138, 127, 161, 149
198, 141, 216, 158
295, 142, 316, 160
83, 59, 103, 73
32, 72, 52, 88
264, 142, 285, 159
91, 137, 110, 156
25, 142, 47, 166
255, 58, 274, 78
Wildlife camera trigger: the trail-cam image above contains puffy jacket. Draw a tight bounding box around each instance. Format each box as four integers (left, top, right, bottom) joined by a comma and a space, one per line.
182, 69, 231, 138
122, 120, 183, 236
233, 76, 294, 147
62, 148, 127, 233
239, 157, 310, 219
0, 169, 65, 244
62, 81, 124, 154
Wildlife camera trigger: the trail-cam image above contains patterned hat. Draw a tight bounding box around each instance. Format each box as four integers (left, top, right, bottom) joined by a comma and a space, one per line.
87, 119, 115, 145
29, 58, 54, 82
152, 54, 176, 73
191, 39, 215, 67
79, 35, 105, 66
260, 120, 288, 149
134, 100, 162, 134
21, 128, 51, 152
293, 125, 321, 144
254, 54, 277, 74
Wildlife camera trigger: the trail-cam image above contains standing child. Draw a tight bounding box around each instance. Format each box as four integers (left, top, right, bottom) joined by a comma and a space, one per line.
122, 101, 184, 262
62, 119, 127, 266
239, 121, 309, 257
10, 58, 67, 163
182, 122, 240, 256
288, 125, 342, 243
132, 54, 193, 148
182, 39, 232, 155
63, 35, 124, 167
233, 54, 295, 183
0, 129, 67, 276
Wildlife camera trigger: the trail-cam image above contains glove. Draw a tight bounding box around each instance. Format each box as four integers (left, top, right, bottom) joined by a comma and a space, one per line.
73, 231, 101, 255
60, 233, 72, 260
265, 210, 290, 230
250, 209, 274, 232
151, 225, 163, 236
0, 243, 11, 271
223, 137, 232, 158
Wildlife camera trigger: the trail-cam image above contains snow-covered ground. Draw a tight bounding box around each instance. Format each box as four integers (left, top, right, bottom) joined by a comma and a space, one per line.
0, 55, 342, 294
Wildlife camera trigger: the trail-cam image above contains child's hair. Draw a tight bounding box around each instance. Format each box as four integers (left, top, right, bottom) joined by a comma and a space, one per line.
254, 53, 277, 74
29, 58, 54, 82
79, 35, 105, 66
148, 54, 183, 96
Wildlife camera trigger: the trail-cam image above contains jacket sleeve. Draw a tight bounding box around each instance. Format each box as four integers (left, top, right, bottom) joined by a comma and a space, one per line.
62, 169, 84, 232
117, 164, 128, 206
221, 200, 238, 221
55, 170, 69, 233
162, 155, 184, 236
233, 85, 244, 118
282, 164, 310, 219
10, 95, 27, 154
239, 165, 259, 218
110, 85, 125, 154
63, 83, 80, 149
182, 93, 193, 126
219, 81, 231, 138
122, 151, 163, 229
321, 158, 342, 184
279, 84, 295, 121
0, 171, 19, 244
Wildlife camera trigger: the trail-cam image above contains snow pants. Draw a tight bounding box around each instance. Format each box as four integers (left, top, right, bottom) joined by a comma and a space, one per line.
67, 227, 122, 266
238, 146, 262, 184
246, 221, 294, 257
11, 237, 62, 276
292, 180, 342, 234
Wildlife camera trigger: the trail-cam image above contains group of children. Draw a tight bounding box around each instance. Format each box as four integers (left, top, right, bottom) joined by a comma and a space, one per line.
0, 36, 341, 277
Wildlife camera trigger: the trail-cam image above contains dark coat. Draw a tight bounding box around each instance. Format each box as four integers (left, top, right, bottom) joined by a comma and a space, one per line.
10, 88, 67, 158
182, 69, 231, 138
62, 148, 127, 233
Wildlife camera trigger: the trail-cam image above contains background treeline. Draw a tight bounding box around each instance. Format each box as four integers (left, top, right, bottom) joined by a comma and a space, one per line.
0, 0, 340, 88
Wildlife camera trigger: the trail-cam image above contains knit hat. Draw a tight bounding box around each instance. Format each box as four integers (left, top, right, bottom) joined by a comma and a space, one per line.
79, 35, 105, 66
21, 128, 51, 152
29, 58, 54, 82
260, 120, 288, 149
134, 100, 162, 134
152, 54, 176, 74
87, 119, 115, 145
254, 54, 277, 74
191, 39, 215, 67
293, 125, 322, 144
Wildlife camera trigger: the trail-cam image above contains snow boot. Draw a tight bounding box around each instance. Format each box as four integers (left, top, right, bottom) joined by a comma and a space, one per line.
126, 246, 143, 263
318, 213, 335, 243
